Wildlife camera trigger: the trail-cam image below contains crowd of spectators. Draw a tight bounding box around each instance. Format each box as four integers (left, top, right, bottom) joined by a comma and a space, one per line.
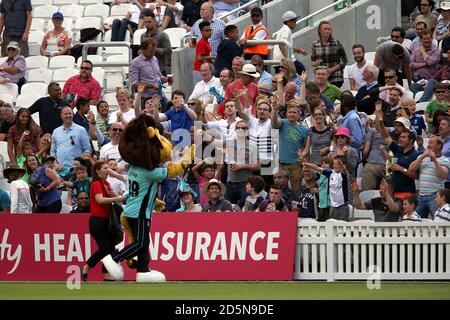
0, 0, 449, 224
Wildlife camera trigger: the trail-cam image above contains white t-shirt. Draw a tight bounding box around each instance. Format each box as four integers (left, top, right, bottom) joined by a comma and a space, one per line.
107, 176, 127, 195
347, 60, 373, 90
99, 142, 128, 170
329, 171, 345, 207
10, 179, 33, 213
205, 117, 241, 140
129, 4, 141, 24
273, 24, 294, 62
109, 108, 135, 124
248, 116, 273, 161
189, 77, 222, 103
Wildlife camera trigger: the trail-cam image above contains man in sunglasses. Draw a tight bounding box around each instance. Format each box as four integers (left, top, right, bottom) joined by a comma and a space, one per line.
62, 60, 101, 106
99, 122, 127, 173
0, 41, 26, 85
374, 39, 412, 87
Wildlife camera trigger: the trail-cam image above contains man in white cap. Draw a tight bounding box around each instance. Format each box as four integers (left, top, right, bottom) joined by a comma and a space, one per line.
273, 11, 308, 75
0, 41, 26, 84
201, 178, 233, 212
224, 63, 260, 116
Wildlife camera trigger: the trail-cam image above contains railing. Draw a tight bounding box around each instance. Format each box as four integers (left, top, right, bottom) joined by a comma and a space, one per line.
82, 42, 132, 92
296, 0, 358, 27
219, 0, 260, 22
244, 39, 291, 65
295, 220, 450, 282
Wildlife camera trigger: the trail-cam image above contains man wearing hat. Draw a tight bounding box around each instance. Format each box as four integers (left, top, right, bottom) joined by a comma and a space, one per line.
0, 41, 26, 85
273, 11, 307, 75
224, 63, 260, 116
202, 179, 233, 212
3, 164, 33, 213
0, 0, 32, 57
240, 7, 269, 60
251, 54, 272, 92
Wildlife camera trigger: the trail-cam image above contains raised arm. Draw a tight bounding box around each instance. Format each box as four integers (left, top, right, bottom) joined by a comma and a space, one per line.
271, 94, 281, 129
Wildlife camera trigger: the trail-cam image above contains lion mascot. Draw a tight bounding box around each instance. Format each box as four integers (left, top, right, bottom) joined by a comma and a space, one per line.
102, 113, 192, 282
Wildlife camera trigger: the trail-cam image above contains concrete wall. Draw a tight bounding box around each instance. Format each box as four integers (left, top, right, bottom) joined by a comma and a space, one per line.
172, 0, 310, 93
292, 0, 401, 75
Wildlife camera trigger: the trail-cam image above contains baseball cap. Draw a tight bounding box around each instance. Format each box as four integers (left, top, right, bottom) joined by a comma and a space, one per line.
52, 11, 64, 20
250, 7, 263, 17
282, 11, 298, 22
6, 41, 20, 50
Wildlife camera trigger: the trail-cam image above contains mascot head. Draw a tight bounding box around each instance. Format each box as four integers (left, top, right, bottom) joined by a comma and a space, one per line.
119, 113, 173, 169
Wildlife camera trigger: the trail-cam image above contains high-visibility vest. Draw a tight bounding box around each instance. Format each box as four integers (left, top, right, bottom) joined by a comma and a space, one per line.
243, 24, 269, 56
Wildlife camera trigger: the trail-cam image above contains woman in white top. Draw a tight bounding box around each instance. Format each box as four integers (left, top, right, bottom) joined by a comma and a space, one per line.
40, 12, 72, 57
3, 165, 33, 213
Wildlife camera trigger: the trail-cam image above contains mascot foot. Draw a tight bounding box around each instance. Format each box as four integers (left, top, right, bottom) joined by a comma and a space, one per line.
136, 270, 166, 283
102, 254, 124, 281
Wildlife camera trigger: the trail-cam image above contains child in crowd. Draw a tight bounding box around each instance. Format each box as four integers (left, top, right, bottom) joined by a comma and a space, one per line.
193, 20, 213, 82
106, 159, 127, 196
240, 175, 267, 212
68, 166, 91, 207
176, 179, 202, 212
16, 142, 37, 183
302, 156, 334, 221
3, 165, 33, 213
402, 196, 422, 222
434, 189, 450, 222
192, 157, 217, 206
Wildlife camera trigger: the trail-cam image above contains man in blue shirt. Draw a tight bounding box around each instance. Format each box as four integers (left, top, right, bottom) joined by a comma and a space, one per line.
50, 106, 92, 177
159, 90, 197, 146
272, 99, 307, 196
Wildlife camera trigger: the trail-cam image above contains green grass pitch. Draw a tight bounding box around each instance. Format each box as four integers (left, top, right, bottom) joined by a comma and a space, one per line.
1, 282, 450, 300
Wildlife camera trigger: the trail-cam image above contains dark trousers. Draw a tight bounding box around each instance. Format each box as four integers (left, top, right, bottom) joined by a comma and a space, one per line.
111, 19, 137, 41
86, 216, 116, 273
331, 80, 344, 88
243, 53, 268, 60
1, 35, 29, 57
36, 199, 62, 213
112, 216, 151, 273
294, 60, 306, 75
225, 181, 247, 205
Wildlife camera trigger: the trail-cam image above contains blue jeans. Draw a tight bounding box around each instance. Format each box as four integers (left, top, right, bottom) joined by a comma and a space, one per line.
415, 79, 438, 103
417, 193, 439, 219
111, 19, 137, 41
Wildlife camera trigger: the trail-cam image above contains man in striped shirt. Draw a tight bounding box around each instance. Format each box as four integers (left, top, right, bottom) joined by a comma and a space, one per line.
408, 136, 450, 219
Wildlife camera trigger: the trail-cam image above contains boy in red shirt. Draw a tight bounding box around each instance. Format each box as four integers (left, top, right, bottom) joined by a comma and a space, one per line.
193, 21, 213, 83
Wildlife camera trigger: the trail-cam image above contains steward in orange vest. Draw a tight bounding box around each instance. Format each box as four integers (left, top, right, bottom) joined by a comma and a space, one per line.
240, 7, 269, 60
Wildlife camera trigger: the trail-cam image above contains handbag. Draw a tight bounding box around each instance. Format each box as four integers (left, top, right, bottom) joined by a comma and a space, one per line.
101, 182, 124, 245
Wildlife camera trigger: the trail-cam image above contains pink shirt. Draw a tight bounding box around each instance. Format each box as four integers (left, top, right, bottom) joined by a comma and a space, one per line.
62, 75, 101, 102
225, 80, 260, 116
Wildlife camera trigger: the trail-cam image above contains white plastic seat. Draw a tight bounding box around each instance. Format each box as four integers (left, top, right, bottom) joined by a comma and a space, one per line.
74, 16, 102, 30
103, 45, 130, 58
52, 68, 78, 82
0, 94, 14, 105
16, 94, 42, 108
404, 90, 414, 99
26, 56, 49, 69
164, 27, 187, 48
31, 112, 40, 125
0, 141, 9, 164
105, 54, 129, 71
359, 190, 381, 203
353, 209, 375, 221
59, 4, 85, 20
0, 83, 18, 100
84, 4, 110, 20
102, 92, 118, 108
28, 31, 46, 56
31, 0, 52, 6
30, 18, 46, 32
33, 5, 59, 18
61, 18, 74, 32
365, 51, 376, 62
20, 83, 47, 97
78, 0, 103, 4
132, 28, 146, 45
415, 101, 428, 112
77, 55, 103, 67
110, 3, 131, 16
92, 68, 105, 87
48, 55, 76, 69
415, 91, 424, 102
103, 16, 124, 30
104, 72, 125, 92
103, 29, 130, 43
27, 68, 53, 84
54, 0, 78, 5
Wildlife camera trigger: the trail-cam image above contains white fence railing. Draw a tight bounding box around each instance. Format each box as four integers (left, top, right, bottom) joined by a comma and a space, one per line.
295, 221, 450, 282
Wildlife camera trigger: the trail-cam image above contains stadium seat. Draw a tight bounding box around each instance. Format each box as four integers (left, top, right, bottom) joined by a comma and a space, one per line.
415, 91, 425, 102
74, 16, 103, 30
0, 83, 18, 100
92, 68, 105, 87
78, 0, 103, 4
104, 72, 126, 92
16, 94, 42, 108
359, 190, 380, 203
164, 27, 187, 48
103, 45, 130, 58
0, 142, 9, 164
59, 4, 85, 20
84, 4, 110, 20
20, 83, 47, 97
28, 31, 46, 56
48, 55, 76, 69
76, 55, 103, 67
105, 54, 129, 71
30, 18, 46, 32
365, 51, 376, 62
353, 209, 375, 220
31, 0, 52, 6
62, 18, 74, 31
31, 112, 40, 125
0, 94, 14, 105
132, 28, 146, 45
103, 16, 124, 30
104, 29, 131, 44
27, 68, 53, 84
110, 3, 131, 16
26, 56, 49, 69
404, 90, 413, 99
102, 92, 119, 109
54, 0, 78, 5
53, 68, 78, 82
33, 5, 59, 18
